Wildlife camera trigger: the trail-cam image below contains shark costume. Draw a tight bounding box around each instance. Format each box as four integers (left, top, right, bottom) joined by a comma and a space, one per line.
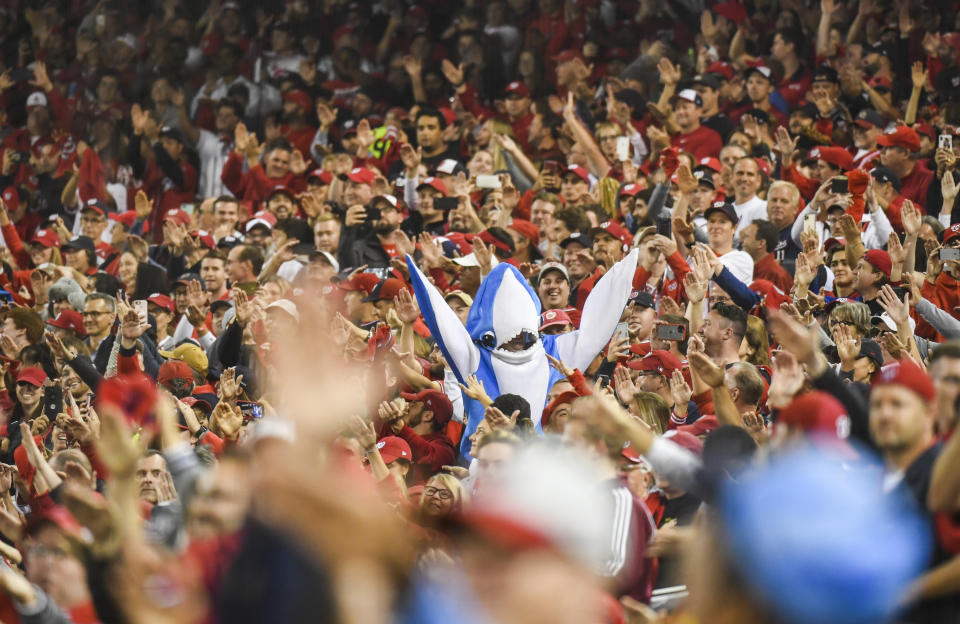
406, 249, 640, 457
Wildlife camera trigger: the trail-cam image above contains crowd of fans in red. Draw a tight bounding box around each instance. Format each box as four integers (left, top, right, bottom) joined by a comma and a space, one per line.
0, 0, 956, 622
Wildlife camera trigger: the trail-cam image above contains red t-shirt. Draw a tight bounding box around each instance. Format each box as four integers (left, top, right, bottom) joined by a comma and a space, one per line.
670, 125, 723, 161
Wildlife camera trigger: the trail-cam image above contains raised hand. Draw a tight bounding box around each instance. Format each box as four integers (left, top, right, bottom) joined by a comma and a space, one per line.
942, 172, 959, 208
911, 61, 929, 91
901, 199, 922, 236
289, 149, 308, 175
767, 350, 805, 408
657, 57, 681, 85
834, 323, 860, 366
887, 233, 906, 267
393, 287, 420, 324
458, 374, 493, 406
349, 415, 377, 450
774, 126, 798, 163
545, 352, 575, 378
613, 365, 637, 404
440, 59, 465, 86
683, 271, 707, 303
401, 55, 422, 77
484, 405, 518, 431
669, 370, 692, 408
605, 334, 630, 363
878, 284, 910, 324
399, 143, 421, 175
218, 366, 244, 403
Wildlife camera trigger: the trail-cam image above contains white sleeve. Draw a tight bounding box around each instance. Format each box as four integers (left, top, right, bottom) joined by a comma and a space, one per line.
404, 176, 419, 211
555, 249, 639, 370
863, 206, 893, 250
791, 204, 816, 248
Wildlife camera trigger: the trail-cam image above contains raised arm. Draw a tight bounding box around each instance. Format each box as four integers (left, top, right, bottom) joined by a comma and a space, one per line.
555, 249, 639, 370
406, 255, 479, 384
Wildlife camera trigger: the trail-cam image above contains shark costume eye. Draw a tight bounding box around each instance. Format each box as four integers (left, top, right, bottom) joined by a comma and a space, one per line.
478, 331, 497, 350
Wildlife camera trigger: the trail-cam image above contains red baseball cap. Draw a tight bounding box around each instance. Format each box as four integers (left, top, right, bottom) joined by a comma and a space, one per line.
589, 220, 632, 250
777, 391, 850, 438
873, 359, 935, 402
863, 249, 891, 279
824, 237, 847, 252
346, 167, 376, 185
808, 146, 853, 171
282, 89, 313, 112
192, 230, 216, 250
46, 310, 86, 336
539, 308, 573, 331
417, 176, 447, 195
339, 273, 381, 296
508, 218, 540, 246
877, 126, 922, 152
564, 164, 591, 184
697, 157, 723, 173
30, 228, 60, 248
246, 210, 278, 232
108, 211, 138, 229
17, 366, 47, 387
376, 436, 412, 464
704, 61, 735, 81
158, 360, 193, 385
147, 293, 175, 314
308, 168, 333, 185
400, 389, 453, 429
662, 430, 703, 457
619, 183, 643, 197
504, 81, 530, 98
361, 277, 407, 302
163, 208, 191, 227
627, 350, 683, 377
943, 223, 960, 245
542, 390, 579, 427
81, 199, 105, 217
676, 414, 719, 437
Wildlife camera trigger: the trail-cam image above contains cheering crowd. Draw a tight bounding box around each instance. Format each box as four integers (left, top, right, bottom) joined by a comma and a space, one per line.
0, 0, 959, 622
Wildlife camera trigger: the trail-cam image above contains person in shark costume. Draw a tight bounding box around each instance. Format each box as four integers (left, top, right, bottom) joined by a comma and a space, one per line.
406, 249, 640, 457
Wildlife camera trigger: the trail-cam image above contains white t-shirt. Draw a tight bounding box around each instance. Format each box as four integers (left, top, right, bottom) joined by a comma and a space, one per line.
734, 195, 768, 239
196, 129, 234, 200
719, 249, 755, 284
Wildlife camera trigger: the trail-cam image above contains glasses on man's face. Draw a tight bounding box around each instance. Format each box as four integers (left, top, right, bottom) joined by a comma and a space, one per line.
424, 486, 452, 500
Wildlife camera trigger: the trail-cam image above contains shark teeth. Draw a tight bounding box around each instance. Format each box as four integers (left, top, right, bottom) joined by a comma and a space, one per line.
496, 328, 538, 351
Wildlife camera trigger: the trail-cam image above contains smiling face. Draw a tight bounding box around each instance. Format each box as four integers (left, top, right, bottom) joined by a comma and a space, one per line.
537, 270, 570, 309
732, 158, 762, 202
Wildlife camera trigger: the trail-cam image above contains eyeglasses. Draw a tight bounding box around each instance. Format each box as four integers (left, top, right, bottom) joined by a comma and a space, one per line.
424, 487, 452, 500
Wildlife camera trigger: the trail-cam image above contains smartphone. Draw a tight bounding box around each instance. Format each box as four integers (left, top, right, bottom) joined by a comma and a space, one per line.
9, 68, 33, 82
803, 212, 817, 235
613, 321, 630, 344
365, 205, 382, 221
656, 323, 687, 341
179, 202, 196, 215
43, 386, 63, 420
237, 400, 263, 421
831, 176, 848, 194
435, 197, 460, 212
940, 134, 954, 151
656, 216, 672, 238
133, 300, 148, 325
941, 248, 960, 261
476, 174, 502, 189
616, 136, 630, 162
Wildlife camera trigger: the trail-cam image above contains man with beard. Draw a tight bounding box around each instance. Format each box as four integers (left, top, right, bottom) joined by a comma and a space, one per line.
340, 191, 406, 270
377, 391, 456, 485
698, 302, 747, 368
276, 89, 316, 158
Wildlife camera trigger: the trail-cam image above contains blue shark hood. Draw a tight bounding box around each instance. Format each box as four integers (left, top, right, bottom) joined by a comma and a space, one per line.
466, 262, 543, 364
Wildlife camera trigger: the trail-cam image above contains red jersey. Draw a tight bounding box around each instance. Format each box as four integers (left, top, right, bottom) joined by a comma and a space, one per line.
670, 125, 723, 161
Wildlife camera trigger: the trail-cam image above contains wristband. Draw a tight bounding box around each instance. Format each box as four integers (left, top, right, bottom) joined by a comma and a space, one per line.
194, 425, 209, 440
